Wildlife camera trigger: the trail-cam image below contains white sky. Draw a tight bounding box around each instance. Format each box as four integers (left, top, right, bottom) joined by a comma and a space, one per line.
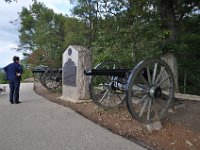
0, 0, 73, 68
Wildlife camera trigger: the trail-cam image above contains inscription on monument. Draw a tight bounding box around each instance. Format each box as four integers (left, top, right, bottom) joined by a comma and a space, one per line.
63, 58, 76, 87
68, 48, 72, 56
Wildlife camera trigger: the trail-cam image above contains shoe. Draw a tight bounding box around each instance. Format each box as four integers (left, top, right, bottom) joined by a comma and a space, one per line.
15, 101, 21, 104
10, 102, 14, 104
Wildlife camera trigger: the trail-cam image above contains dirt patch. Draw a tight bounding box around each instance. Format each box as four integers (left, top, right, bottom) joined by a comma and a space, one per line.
34, 82, 200, 150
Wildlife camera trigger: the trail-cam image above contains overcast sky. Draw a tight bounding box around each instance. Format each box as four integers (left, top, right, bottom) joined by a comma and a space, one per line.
0, 0, 73, 68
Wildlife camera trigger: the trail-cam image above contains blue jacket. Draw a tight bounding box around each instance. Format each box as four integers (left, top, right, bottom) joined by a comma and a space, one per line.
4, 62, 23, 81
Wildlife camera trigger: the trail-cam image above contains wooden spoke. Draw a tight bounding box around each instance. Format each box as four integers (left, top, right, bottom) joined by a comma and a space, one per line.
139, 97, 149, 117
152, 63, 158, 85
155, 67, 165, 85
157, 76, 170, 87
147, 66, 152, 85
99, 89, 110, 103
139, 72, 149, 86
147, 98, 152, 120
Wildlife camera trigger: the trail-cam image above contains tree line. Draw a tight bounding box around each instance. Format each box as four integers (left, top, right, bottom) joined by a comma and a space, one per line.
5, 0, 200, 95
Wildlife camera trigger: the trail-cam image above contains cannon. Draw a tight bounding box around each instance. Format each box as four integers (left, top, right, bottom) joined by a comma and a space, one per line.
84, 58, 175, 124
32, 66, 62, 91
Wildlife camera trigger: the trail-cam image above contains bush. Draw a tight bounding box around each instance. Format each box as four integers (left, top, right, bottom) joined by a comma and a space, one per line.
0, 72, 7, 84
22, 68, 33, 80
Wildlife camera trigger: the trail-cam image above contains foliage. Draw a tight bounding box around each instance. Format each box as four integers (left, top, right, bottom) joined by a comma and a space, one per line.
0, 72, 7, 84
17, 1, 87, 68
71, 0, 165, 67
64, 17, 88, 48
71, 0, 200, 94
17, 1, 65, 67
176, 14, 200, 94
21, 68, 33, 81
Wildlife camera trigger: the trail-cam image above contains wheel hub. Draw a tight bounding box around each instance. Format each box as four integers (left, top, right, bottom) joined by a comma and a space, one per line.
149, 86, 162, 98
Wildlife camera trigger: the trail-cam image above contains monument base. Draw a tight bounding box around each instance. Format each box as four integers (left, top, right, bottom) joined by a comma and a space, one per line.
58, 96, 91, 103
145, 121, 163, 132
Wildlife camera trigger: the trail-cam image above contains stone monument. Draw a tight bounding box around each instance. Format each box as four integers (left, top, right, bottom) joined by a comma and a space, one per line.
60, 45, 91, 102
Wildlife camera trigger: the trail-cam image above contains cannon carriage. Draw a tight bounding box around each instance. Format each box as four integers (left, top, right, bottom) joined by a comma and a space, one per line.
32, 66, 62, 91
84, 58, 175, 124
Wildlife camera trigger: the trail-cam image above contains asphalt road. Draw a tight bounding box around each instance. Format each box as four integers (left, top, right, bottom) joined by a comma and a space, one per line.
0, 83, 146, 150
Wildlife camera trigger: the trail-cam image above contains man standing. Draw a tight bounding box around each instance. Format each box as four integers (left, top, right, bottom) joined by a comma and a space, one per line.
4, 56, 23, 104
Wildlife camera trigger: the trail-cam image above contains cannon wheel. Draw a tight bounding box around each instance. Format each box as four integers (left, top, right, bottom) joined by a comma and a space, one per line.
90, 61, 127, 109
126, 58, 175, 124
40, 68, 61, 91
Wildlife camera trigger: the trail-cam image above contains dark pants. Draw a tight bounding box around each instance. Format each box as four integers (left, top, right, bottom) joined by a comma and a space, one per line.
9, 80, 20, 103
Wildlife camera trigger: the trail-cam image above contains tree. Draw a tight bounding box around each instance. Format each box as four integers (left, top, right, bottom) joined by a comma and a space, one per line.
159, 0, 200, 93
17, 1, 66, 67
17, 1, 88, 67
64, 17, 87, 47
158, 0, 179, 92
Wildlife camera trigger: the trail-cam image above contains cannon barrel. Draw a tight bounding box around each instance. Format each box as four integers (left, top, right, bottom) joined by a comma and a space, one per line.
84, 69, 131, 77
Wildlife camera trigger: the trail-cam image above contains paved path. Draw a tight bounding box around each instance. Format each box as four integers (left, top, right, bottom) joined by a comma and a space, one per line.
0, 83, 146, 150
